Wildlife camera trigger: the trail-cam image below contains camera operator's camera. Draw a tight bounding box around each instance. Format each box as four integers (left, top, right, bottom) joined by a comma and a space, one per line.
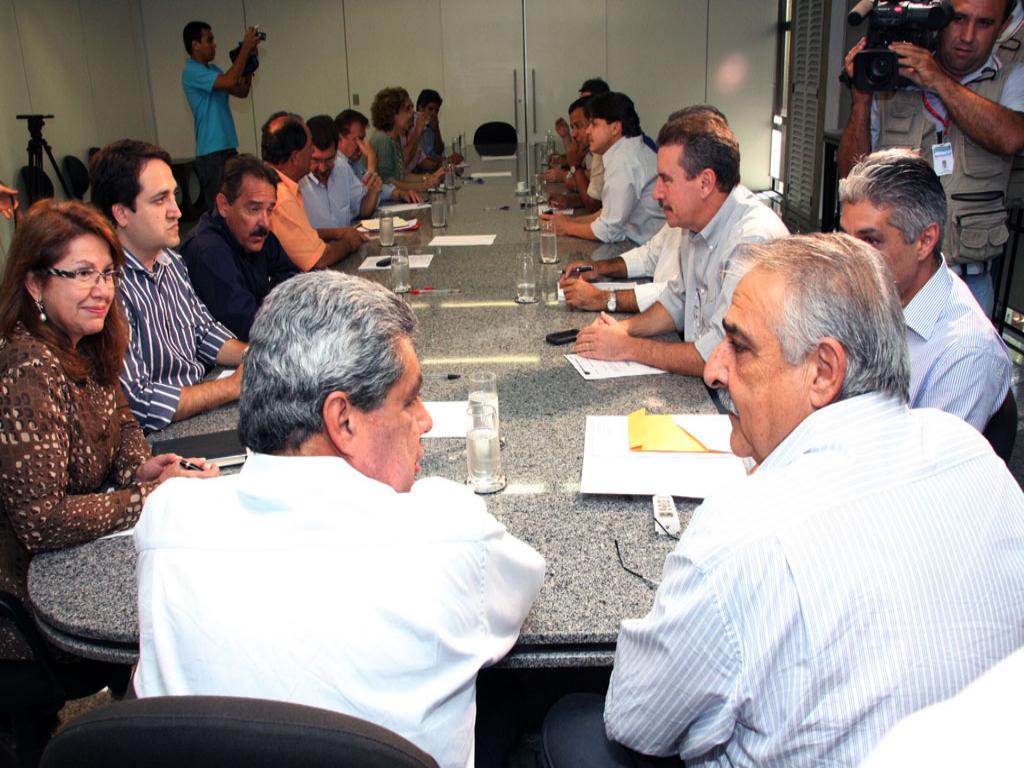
849, 0, 953, 91
229, 27, 265, 77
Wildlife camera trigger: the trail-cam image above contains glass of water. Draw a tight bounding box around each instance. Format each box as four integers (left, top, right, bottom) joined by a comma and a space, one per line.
430, 191, 447, 228
391, 246, 410, 294
524, 198, 539, 231
466, 402, 505, 494
468, 372, 499, 437
540, 219, 558, 264
515, 251, 538, 304
379, 213, 395, 247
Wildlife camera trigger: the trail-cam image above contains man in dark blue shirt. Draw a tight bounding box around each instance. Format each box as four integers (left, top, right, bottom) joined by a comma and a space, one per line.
181, 155, 298, 341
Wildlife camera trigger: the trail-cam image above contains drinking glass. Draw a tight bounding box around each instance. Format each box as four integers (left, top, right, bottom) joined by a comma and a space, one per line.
391, 247, 410, 294
379, 214, 395, 247
516, 251, 538, 304
467, 372, 500, 437
524, 198, 539, 231
540, 219, 558, 264
430, 192, 447, 228
466, 402, 505, 494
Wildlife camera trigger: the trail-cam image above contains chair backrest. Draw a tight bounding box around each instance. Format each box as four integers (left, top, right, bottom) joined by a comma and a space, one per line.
983, 387, 1018, 463
41, 695, 440, 768
61, 155, 90, 199
473, 122, 518, 156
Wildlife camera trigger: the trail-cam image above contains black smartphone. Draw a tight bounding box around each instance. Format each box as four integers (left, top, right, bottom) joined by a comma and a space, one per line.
545, 329, 579, 345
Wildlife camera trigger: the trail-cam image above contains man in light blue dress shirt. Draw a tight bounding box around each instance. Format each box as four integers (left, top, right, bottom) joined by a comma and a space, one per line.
573, 111, 788, 377
840, 148, 1011, 431
542, 233, 1024, 767
299, 115, 381, 233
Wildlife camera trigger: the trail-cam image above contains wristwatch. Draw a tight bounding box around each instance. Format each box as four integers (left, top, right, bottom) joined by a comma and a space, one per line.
606, 291, 617, 312
567, 165, 577, 177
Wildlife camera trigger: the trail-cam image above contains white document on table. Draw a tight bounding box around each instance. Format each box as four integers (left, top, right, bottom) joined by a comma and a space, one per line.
99, 527, 135, 540
358, 253, 434, 271
480, 155, 516, 161
428, 235, 496, 246
379, 202, 430, 214
216, 368, 236, 380
470, 171, 512, 178
565, 354, 666, 380
423, 401, 469, 438
580, 415, 747, 498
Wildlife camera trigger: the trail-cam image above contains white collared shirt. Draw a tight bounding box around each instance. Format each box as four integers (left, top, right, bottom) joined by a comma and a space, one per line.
589, 135, 664, 245
905, 260, 1011, 430
606, 393, 1024, 766
134, 452, 545, 768
619, 224, 684, 312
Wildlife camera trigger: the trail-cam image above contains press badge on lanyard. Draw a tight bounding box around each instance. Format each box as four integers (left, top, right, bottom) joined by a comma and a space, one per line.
932, 143, 954, 176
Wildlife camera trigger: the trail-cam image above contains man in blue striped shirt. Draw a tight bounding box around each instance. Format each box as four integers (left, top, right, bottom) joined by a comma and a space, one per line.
542, 234, 1024, 767
840, 148, 1011, 431
91, 140, 246, 434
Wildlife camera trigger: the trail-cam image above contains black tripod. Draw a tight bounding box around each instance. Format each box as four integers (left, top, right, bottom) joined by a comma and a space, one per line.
16, 114, 70, 204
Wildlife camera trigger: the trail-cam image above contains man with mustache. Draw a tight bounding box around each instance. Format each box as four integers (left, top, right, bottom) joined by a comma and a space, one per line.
838, 0, 1024, 316
572, 111, 787, 375
181, 154, 298, 342
542, 234, 1024, 767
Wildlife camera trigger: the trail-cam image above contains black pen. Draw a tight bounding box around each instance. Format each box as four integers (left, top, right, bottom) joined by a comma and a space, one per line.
375, 257, 392, 267
179, 458, 205, 472
424, 373, 462, 381
562, 265, 594, 276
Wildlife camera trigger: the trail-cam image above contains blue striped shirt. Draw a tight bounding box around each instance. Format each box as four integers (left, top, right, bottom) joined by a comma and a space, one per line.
118, 249, 234, 434
907, 260, 1011, 431
605, 394, 1024, 767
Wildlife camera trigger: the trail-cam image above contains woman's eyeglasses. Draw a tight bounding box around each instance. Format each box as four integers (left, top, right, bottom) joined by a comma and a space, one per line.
41, 267, 123, 287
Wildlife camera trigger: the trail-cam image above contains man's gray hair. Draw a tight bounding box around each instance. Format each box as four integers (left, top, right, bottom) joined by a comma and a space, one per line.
839, 148, 947, 262
239, 272, 419, 453
737, 233, 910, 403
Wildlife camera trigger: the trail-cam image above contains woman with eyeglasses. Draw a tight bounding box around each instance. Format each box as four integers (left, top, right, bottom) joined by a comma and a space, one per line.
0, 200, 217, 647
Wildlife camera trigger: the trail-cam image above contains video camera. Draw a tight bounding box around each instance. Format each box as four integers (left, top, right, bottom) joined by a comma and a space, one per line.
229, 26, 266, 77
848, 0, 953, 91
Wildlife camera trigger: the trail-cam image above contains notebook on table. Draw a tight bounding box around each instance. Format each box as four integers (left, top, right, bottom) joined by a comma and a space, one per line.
150, 429, 248, 468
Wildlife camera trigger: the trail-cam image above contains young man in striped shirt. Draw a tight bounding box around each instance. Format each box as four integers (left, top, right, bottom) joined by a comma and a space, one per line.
90, 140, 246, 434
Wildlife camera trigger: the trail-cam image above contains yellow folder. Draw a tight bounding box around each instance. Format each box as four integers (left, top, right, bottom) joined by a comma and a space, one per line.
628, 409, 709, 453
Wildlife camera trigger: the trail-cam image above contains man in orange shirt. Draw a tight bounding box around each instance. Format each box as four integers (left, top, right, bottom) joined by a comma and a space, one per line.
261, 111, 365, 271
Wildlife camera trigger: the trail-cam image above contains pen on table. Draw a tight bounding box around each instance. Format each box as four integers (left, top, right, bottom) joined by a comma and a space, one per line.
409, 287, 462, 295
561, 265, 594, 277
423, 373, 462, 381
179, 458, 206, 472
482, 205, 509, 211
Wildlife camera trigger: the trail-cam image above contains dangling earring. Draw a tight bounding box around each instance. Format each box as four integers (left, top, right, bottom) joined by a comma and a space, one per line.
35, 298, 46, 322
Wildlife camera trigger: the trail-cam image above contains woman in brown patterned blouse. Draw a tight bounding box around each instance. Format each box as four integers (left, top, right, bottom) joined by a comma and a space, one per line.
0, 200, 218, 620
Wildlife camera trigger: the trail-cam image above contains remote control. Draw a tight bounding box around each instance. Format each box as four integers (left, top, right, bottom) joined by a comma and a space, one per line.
653, 495, 680, 537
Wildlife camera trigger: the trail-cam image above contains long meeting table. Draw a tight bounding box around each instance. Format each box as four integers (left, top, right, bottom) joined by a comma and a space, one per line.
28, 150, 723, 669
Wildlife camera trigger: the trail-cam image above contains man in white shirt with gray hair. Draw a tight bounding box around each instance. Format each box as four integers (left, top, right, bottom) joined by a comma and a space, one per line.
133, 272, 545, 768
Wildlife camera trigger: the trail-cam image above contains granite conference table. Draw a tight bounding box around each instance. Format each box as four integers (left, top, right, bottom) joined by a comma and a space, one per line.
29, 152, 722, 668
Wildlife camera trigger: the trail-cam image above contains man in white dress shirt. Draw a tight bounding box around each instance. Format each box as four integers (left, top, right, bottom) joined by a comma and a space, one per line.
840, 148, 1011, 431
541, 234, 1024, 767
133, 272, 545, 768
572, 111, 788, 375
541, 91, 664, 246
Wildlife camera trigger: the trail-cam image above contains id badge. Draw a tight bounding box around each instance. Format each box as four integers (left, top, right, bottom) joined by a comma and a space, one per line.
932, 142, 954, 176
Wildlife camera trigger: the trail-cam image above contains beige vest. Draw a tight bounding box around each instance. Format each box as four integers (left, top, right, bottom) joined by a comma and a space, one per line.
875, 68, 1012, 265
998, 20, 1024, 206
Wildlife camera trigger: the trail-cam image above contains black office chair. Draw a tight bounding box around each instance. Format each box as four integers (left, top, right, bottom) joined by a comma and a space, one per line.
40, 696, 440, 768
983, 387, 1018, 463
0, 591, 124, 768
473, 122, 518, 157
60, 156, 90, 200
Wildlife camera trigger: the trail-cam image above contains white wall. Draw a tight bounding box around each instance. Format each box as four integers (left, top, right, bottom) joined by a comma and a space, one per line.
0, 0, 154, 255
